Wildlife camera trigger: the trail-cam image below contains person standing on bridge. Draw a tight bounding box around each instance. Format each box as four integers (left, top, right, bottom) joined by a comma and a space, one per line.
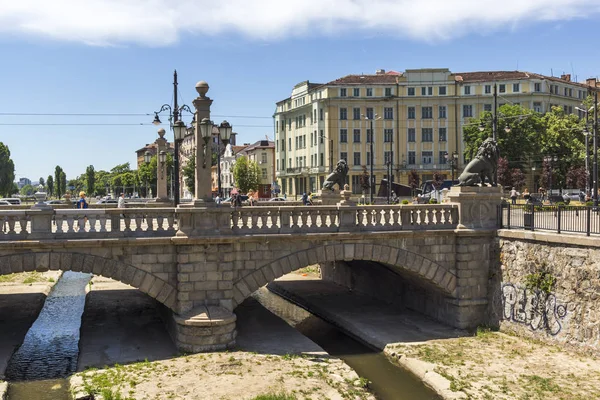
118, 193, 126, 209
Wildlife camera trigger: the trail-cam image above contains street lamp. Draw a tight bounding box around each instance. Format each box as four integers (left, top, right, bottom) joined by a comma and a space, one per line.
445, 151, 459, 182
531, 166, 536, 193
543, 155, 558, 199
217, 120, 233, 196
576, 99, 598, 206
152, 70, 194, 206
199, 118, 214, 171
363, 113, 381, 204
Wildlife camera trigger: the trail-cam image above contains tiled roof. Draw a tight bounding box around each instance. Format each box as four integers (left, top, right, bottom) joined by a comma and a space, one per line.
326, 74, 400, 85
238, 140, 275, 153
454, 71, 590, 88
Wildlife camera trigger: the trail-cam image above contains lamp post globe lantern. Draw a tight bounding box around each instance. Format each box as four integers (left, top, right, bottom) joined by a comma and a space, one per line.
144, 150, 151, 164
199, 118, 213, 143
159, 150, 167, 164
219, 120, 232, 145
173, 120, 187, 141
217, 120, 233, 197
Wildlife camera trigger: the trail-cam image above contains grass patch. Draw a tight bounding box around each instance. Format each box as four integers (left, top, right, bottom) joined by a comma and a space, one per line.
295, 265, 320, 275
250, 392, 297, 400
0, 272, 48, 284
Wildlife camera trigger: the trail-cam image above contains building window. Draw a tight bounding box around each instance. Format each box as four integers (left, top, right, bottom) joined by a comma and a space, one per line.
384, 107, 393, 119
422, 128, 433, 142
340, 152, 347, 162
421, 87, 426, 96
439, 106, 447, 119
385, 87, 392, 96
422, 106, 433, 119
439, 151, 447, 164
439, 86, 447, 95
485, 85, 491, 94
408, 107, 415, 119
564, 87, 568, 96
408, 151, 416, 165
340, 129, 348, 143
366, 88, 373, 96
484, 104, 492, 112
439, 127, 447, 142
366, 152, 371, 166
464, 86, 471, 95
288, 138, 291, 150
513, 83, 520, 93
384, 128, 393, 143
319, 109, 323, 121
313, 109, 316, 122
533, 102, 542, 113
422, 151, 433, 164
262, 168, 267, 179
353, 107, 361, 120
320, 130, 324, 143
499, 84, 506, 93
340, 88, 347, 97
352, 88, 359, 97
408, 87, 415, 96
339, 108, 347, 120
384, 151, 392, 163
261, 153, 267, 163
353, 129, 361, 143
408, 128, 416, 142
367, 129, 373, 143
535, 83, 542, 92
366, 107, 374, 119
463, 105, 473, 118
320, 153, 324, 166
353, 152, 361, 166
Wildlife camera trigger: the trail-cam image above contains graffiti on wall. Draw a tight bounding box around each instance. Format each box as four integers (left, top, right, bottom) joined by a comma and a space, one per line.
501, 284, 568, 335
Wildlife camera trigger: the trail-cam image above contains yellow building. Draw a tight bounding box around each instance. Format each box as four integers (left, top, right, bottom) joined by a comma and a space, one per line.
274, 69, 595, 196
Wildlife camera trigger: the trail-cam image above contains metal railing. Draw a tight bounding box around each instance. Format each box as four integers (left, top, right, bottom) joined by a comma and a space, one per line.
498, 203, 600, 236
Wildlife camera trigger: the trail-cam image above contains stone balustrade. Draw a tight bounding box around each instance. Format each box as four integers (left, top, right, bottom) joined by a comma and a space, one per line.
0, 204, 458, 240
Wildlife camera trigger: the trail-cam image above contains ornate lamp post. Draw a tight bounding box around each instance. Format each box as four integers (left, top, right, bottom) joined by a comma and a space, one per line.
144, 150, 151, 198
217, 120, 233, 196
152, 70, 194, 206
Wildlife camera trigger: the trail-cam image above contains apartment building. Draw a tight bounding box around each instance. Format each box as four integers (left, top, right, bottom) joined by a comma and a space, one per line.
274, 69, 594, 196
236, 140, 276, 198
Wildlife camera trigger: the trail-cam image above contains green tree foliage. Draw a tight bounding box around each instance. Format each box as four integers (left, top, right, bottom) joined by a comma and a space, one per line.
232, 156, 260, 194
20, 184, 34, 196
182, 154, 196, 195
60, 171, 67, 196
54, 166, 64, 198
566, 165, 587, 190
85, 165, 96, 195
0, 143, 15, 197
38, 177, 45, 187
47, 175, 54, 197
111, 163, 131, 175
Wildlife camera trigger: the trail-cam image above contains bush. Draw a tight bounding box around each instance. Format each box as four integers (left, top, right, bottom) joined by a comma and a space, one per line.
586, 201, 594, 207
401, 199, 409, 205
429, 198, 438, 204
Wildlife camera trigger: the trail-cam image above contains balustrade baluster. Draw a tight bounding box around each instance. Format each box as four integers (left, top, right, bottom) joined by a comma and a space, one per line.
259, 211, 268, 230
434, 208, 442, 226
167, 214, 175, 231
98, 215, 107, 232
232, 211, 240, 229
88, 215, 97, 232
123, 215, 132, 232
135, 214, 143, 232
145, 214, 154, 231
77, 216, 86, 232
66, 216, 75, 233
250, 211, 259, 230
156, 216, 165, 231
300, 210, 309, 229
7, 217, 16, 235
382, 209, 391, 227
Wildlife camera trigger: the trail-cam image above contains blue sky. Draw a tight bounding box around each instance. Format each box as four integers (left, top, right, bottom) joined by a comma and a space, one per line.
0, 0, 599, 182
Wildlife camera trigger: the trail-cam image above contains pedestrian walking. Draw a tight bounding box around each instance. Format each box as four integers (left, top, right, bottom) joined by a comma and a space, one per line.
117, 193, 126, 209
510, 187, 519, 205
301, 192, 308, 205
215, 194, 221, 207
76, 191, 88, 231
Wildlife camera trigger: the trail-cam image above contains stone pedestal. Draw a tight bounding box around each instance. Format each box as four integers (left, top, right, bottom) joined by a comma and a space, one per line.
319, 190, 339, 205
446, 186, 503, 229
176, 203, 231, 237
338, 190, 354, 206
170, 306, 237, 353
27, 208, 54, 239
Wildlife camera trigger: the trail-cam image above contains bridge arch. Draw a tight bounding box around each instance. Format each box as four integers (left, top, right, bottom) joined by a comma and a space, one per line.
231, 242, 457, 309
0, 252, 177, 312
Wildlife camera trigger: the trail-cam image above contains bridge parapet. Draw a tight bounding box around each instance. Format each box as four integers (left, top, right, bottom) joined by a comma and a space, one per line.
0, 204, 459, 239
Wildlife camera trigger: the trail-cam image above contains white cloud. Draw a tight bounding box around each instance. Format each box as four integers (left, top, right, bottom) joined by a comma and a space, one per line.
0, 0, 598, 46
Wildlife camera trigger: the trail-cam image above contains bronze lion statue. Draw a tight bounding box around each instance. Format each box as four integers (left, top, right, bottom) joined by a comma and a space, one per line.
322, 159, 349, 191
457, 138, 500, 186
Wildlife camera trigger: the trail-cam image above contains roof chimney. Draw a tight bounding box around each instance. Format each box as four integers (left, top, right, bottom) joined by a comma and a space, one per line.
376, 69, 386, 75
560, 74, 571, 82
586, 78, 598, 88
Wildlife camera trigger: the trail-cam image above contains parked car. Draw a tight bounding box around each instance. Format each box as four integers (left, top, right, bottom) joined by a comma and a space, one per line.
224, 195, 249, 203
268, 197, 287, 202
417, 180, 458, 204
0, 200, 11, 206
45, 200, 64, 205
562, 192, 583, 203
0, 198, 21, 205
96, 199, 118, 205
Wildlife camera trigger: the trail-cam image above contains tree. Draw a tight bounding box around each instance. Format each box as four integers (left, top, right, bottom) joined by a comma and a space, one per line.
38, 177, 45, 187
432, 172, 445, 189
0, 142, 15, 197
566, 165, 587, 190
510, 168, 526, 190
232, 156, 260, 194
359, 165, 370, 194
54, 166, 64, 198
47, 175, 54, 197
111, 163, 131, 175
60, 170, 67, 197
85, 165, 96, 195
497, 157, 511, 188
182, 154, 196, 195
20, 184, 34, 196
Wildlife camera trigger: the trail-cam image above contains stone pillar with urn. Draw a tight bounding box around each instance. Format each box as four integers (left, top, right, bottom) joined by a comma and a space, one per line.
155, 128, 170, 203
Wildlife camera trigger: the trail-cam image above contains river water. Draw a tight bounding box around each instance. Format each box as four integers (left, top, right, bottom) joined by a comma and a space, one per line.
252, 287, 440, 400
5, 271, 91, 381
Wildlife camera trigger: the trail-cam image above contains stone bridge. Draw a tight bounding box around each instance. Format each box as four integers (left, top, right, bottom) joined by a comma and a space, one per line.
0, 187, 500, 352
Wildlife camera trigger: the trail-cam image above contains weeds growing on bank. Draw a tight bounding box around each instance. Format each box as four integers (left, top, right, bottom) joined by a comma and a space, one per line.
0, 271, 49, 284
251, 393, 297, 400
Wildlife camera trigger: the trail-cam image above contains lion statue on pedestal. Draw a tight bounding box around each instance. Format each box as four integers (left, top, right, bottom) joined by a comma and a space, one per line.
457, 138, 500, 186
322, 160, 349, 191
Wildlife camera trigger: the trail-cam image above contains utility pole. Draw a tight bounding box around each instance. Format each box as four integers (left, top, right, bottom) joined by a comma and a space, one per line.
172, 70, 181, 206
370, 118, 374, 204
594, 90, 598, 207
492, 83, 498, 186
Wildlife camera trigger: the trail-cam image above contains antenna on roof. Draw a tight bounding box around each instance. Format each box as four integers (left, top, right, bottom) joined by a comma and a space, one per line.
551, 68, 553, 77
